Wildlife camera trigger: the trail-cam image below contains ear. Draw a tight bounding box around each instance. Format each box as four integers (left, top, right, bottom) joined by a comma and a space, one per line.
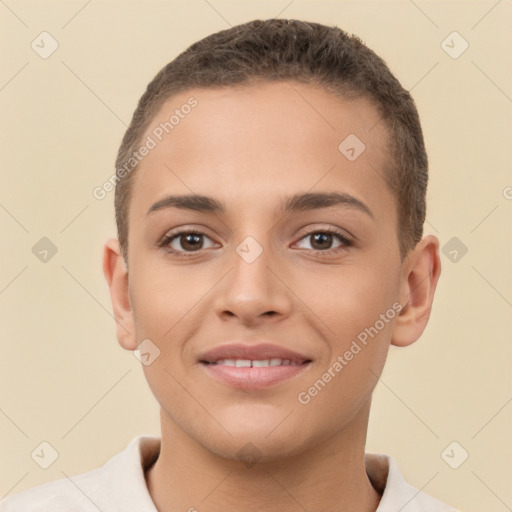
391, 235, 441, 347
102, 238, 137, 351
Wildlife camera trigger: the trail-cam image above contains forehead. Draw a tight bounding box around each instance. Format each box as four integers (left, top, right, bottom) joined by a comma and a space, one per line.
129, 80, 393, 222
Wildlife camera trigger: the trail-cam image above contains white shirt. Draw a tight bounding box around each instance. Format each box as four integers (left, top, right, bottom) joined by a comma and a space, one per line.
1, 436, 459, 511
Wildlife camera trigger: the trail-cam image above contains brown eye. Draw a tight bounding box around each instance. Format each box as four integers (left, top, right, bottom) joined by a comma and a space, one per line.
160, 230, 215, 254
310, 233, 334, 250
295, 229, 352, 252
175, 233, 204, 251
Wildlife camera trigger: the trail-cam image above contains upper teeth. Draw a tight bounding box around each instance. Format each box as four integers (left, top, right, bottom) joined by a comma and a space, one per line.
213, 358, 300, 367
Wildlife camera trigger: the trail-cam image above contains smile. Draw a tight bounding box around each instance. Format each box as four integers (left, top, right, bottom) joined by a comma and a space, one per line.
204, 358, 307, 367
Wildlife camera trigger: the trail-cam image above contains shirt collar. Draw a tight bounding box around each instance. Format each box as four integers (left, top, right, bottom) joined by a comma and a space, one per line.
366, 452, 457, 511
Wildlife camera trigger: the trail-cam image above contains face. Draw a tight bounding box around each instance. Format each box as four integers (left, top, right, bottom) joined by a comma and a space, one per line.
124, 81, 403, 461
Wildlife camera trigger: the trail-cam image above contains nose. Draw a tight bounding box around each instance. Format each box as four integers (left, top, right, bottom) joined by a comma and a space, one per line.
213, 238, 293, 326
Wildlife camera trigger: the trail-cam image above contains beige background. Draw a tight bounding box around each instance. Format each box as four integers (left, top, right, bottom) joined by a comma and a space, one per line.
1, 1, 511, 511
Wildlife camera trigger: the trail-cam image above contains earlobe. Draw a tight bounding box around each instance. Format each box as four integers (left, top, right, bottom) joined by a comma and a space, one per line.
391, 235, 441, 347
102, 238, 137, 351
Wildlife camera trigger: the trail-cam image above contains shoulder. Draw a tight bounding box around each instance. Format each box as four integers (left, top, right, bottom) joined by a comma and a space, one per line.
366, 453, 460, 512
0, 466, 106, 511
1, 435, 160, 512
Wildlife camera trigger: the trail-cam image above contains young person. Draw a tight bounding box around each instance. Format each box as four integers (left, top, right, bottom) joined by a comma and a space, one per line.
1, 18, 458, 512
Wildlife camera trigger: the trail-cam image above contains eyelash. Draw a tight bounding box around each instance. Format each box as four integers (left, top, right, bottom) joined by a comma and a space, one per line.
158, 228, 353, 257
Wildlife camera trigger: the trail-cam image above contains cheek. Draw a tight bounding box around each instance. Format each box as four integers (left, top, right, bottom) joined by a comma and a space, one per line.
295, 256, 401, 340
129, 261, 204, 337
292, 258, 400, 407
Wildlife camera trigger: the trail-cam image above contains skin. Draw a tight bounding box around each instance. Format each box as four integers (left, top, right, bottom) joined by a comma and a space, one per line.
103, 81, 441, 512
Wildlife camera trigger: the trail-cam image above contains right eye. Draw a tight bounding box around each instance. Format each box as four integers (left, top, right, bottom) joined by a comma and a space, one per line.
159, 230, 217, 255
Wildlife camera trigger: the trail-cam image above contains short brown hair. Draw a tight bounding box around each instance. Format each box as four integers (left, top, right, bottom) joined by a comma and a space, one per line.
114, 18, 428, 261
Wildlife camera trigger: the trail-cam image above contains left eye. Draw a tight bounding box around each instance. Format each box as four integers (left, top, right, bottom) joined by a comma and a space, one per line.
295, 230, 351, 251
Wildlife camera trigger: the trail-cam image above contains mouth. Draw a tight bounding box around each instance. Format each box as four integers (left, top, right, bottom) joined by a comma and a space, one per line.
200, 358, 311, 367
197, 343, 313, 389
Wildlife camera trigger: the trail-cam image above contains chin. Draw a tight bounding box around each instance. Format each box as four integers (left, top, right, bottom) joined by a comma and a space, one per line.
198, 415, 323, 465
206, 432, 310, 465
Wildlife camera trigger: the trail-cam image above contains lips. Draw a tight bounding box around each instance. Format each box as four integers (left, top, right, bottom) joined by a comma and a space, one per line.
198, 343, 312, 365
198, 343, 313, 389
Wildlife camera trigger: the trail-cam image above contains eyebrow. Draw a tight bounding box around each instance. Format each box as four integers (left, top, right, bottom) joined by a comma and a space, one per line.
147, 191, 374, 219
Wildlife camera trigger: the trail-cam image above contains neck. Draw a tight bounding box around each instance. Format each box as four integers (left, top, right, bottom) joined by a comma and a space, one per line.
145, 401, 381, 512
